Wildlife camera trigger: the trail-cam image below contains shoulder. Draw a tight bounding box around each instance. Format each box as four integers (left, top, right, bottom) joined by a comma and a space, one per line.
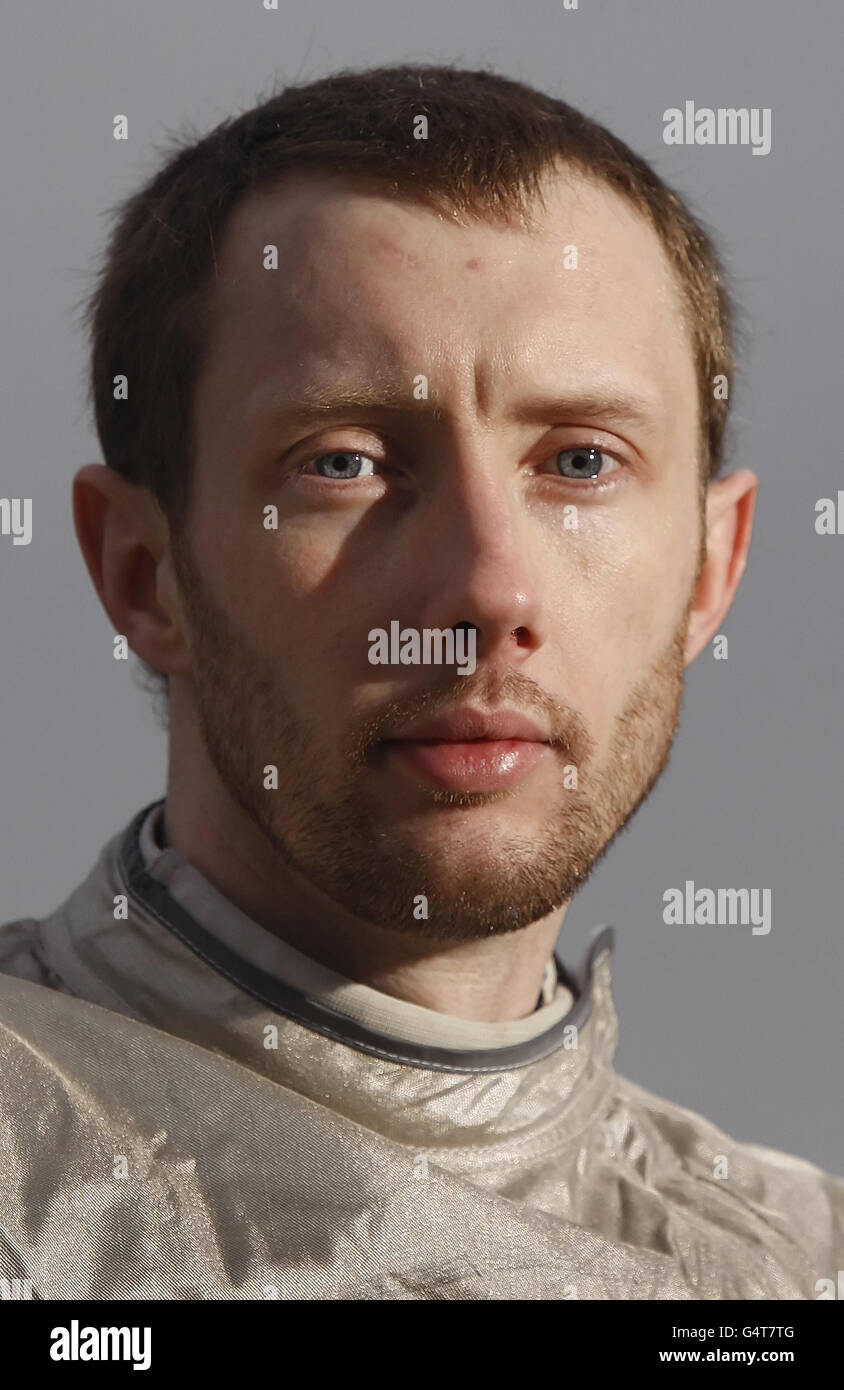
612, 1072, 844, 1280
0, 915, 62, 989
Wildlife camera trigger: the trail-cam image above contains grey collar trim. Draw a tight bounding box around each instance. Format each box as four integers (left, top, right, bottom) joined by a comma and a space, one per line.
117, 802, 615, 1074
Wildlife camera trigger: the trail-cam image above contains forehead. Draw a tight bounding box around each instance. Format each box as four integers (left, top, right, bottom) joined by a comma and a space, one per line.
197, 165, 696, 430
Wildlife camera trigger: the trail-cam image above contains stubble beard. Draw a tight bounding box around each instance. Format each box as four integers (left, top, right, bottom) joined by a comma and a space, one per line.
172, 539, 692, 943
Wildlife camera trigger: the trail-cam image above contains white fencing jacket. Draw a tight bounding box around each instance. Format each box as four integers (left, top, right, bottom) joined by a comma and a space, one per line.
0, 800, 841, 1300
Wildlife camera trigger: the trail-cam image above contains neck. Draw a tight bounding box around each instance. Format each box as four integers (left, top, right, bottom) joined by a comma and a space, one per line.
164, 736, 566, 1023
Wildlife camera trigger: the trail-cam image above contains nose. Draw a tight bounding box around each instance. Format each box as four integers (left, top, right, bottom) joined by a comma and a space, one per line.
411, 440, 549, 666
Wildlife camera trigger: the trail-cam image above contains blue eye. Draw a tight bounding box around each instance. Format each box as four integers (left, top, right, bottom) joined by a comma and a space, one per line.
554, 447, 615, 480
313, 451, 376, 480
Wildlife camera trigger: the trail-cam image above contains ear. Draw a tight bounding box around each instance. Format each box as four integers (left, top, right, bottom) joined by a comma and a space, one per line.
72, 464, 193, 676
684, 469, 758, 665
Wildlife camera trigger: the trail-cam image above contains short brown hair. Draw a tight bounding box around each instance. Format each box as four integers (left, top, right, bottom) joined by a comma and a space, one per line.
84, 63, 738, 702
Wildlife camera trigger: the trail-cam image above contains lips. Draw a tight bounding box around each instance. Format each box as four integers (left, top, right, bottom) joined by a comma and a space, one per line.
390, 708, 549, 743
382, 707, 551, 793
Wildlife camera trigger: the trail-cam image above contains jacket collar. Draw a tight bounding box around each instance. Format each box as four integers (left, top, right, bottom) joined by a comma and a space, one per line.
118, 800, 616, 1076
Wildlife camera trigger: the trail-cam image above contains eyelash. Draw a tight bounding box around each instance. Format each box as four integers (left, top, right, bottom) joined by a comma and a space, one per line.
297, 443, 626, 488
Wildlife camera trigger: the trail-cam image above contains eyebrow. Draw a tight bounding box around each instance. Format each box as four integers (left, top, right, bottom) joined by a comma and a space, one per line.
509, 389, 663, 431
263, 382, 664, 433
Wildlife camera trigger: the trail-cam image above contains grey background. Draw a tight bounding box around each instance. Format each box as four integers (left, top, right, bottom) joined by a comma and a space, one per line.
1, 1, 841, 1170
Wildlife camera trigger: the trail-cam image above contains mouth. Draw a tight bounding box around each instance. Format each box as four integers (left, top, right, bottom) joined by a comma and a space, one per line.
380, 707, 552, 793
383, 737, 550, 792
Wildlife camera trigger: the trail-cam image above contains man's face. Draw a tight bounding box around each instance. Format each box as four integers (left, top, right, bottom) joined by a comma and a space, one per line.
174, 165, 702, 939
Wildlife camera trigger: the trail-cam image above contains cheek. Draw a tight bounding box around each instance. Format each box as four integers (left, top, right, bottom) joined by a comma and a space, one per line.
270, 524, 338, 595
252, 523, 383, 679
545, 511, 693, 723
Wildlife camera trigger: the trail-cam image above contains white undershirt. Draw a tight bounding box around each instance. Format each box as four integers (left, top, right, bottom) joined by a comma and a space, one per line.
136, 803, 574, 1051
